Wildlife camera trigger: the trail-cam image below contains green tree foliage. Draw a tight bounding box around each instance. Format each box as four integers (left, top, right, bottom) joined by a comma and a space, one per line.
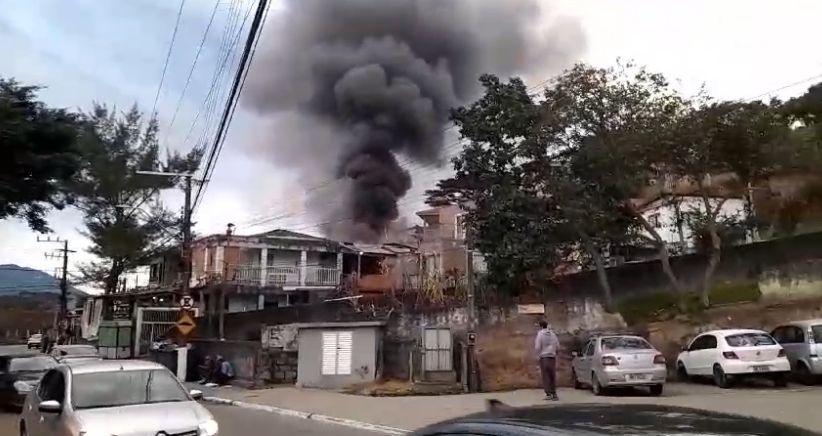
0, 78, 82, 232
72, 104, 201, 294
428, 75, 570, 295
432, 62, 808, 310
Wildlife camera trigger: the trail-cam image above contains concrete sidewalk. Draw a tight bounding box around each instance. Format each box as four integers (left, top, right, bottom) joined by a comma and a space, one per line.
188, 382, 822, 432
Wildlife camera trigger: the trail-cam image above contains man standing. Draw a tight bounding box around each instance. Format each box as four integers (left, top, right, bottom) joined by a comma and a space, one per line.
534, 320, 560, 401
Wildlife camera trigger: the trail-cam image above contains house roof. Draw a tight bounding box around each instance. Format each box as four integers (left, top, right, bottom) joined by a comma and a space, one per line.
252, 229, 329, 241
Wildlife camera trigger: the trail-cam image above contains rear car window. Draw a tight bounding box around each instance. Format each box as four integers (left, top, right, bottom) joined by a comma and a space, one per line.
601, 337, 652, 350
9, 355, 57, 372
812, 325, 822, 343
725, 333, 776, 347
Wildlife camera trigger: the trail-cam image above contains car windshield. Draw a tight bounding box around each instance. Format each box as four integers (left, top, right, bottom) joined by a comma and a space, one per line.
600, 337, 652, 350
8, 356, 56, 372
72, 369, 189, 410
812, 325, 822, 343
725, 333, 776, 347
29, 334, 41, 339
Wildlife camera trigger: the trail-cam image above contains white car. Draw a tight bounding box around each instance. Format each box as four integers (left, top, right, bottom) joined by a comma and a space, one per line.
19, 359, 217, 436
676, 329, 790, 388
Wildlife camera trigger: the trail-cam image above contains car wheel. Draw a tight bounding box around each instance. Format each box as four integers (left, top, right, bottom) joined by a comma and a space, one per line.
713, 364, 731, 389
571, 369, 584, 390
773, 373, 788, 388
677, 361, 689, 382
649, 384, 664, 396
797, 362, 816, 386
592, 372, 605, 396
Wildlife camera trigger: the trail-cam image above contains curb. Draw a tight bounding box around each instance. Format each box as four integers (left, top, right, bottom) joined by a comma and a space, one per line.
203, 396, 410, 434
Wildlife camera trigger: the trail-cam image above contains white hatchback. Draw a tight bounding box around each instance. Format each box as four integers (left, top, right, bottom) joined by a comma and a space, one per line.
676, 329, 790, 388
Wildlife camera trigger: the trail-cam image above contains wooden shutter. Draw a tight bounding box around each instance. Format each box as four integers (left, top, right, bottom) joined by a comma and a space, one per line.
336, 331, 353, 375
321, 332, 338, 375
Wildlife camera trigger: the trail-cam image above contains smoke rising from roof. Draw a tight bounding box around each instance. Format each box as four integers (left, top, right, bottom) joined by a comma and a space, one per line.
244, 0, 585, 242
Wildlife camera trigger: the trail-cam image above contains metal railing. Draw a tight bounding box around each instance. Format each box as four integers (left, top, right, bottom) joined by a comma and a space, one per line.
195, 264, 339, 287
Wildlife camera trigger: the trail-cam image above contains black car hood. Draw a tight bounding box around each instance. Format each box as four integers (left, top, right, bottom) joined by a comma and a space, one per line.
412, 403, 819, 436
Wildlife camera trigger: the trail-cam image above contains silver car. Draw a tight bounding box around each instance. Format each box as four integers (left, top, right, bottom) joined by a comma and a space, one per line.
19, 359, 217, 436
771, 319, 822, 384
571, 335, 667, 396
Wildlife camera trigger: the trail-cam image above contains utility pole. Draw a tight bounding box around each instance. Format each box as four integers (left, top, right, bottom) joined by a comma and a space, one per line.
135, 171, 194, 297
464, 229, 478, 392
38, 237, 76, 331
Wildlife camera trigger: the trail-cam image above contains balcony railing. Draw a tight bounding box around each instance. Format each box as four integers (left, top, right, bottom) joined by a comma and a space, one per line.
197, 264, 339, 287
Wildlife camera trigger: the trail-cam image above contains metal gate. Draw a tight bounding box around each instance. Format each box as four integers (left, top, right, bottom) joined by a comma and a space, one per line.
423, 327, 452, 371
134, 307, 196, 356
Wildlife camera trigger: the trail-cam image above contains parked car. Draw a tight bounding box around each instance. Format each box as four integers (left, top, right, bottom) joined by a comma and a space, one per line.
26, 334, 42, 350
50, 345, 102, 364
571, 334, 667, 396
19, 360, 216, 436
0, 353, 57, 408
676, 329, 790, 388
771, 319, 822, 385
410, 400, 817, 435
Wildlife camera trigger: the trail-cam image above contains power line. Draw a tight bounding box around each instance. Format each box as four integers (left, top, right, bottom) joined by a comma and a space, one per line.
192, 0, 272, 213
181, 0, 250, 149
163, 0, 221, 141
150, 0, 187, 118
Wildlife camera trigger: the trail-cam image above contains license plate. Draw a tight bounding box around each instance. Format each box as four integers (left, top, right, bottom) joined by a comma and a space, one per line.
752, 365, 770, 372
627, 373, 649, 381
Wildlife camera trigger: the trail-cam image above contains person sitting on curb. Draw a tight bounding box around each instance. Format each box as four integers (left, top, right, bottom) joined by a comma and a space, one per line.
214, 355, 234, 386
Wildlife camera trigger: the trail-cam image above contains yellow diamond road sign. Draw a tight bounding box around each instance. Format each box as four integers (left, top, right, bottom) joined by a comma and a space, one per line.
176, 312, 196, 336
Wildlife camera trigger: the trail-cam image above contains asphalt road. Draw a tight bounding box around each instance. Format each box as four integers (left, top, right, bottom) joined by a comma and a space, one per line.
0, 404, 377, 436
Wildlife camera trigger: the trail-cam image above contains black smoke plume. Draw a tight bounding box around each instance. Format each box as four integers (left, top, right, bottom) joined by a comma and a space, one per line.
244, 0, 585, 242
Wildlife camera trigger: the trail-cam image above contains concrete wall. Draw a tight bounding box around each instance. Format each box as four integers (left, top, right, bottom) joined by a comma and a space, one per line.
297, 327, 380, 389
553, 231, 822, 302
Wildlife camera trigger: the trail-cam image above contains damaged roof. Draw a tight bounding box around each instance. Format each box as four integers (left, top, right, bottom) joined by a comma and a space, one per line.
340, 241, 417, 256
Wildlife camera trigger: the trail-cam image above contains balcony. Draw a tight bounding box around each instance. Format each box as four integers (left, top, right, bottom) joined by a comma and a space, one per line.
199, 264, 340, 288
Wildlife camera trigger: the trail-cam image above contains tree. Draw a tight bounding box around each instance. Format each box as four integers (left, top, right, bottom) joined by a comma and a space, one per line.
535, 62, 690, 299
427, 75, 570, 296
0, 78, 82, 232
663, 100, 790, 306
72, 105, 201, 294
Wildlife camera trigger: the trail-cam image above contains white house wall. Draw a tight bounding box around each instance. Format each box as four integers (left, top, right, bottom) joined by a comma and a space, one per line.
641, 197, 747, 250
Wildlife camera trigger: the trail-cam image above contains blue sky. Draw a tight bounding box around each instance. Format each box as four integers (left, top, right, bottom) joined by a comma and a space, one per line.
1, 0, 821, 290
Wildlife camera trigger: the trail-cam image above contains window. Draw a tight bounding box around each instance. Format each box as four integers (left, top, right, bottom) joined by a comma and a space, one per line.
812, 325, 822, 343
9, 355, 57, 372
648, 213, 661, 227
600, 336, 652, 351
37, 370, 65, 403
772, 326, 802, 344
584, 341, 595, 357
725, 333, 776, 347
690, 335, 717, 351
72, 369, 189, 410
321, 331, 353, 375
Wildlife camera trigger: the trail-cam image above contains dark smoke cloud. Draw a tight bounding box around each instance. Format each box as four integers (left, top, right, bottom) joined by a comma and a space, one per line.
244, 0, 585, 242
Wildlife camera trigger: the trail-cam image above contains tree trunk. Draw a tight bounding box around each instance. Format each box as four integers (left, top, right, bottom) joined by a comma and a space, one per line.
581, 234, 614, 311
699, 192, 726, 308
627, 203, 684, 293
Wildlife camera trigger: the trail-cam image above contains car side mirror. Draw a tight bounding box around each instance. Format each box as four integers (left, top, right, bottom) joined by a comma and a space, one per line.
38, 400, 61, 414
189, 389, 204, 400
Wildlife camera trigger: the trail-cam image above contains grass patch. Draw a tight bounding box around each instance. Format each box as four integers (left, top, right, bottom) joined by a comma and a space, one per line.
616, 281, 762, 325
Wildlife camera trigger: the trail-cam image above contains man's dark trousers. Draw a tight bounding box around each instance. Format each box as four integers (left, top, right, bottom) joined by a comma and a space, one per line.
539, 356, 557, 396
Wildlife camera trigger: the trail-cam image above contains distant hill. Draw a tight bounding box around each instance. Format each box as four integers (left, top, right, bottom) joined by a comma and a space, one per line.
0, 264, 87, 297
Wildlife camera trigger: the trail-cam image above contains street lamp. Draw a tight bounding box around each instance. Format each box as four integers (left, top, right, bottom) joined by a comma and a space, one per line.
357, 251, 363, 280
